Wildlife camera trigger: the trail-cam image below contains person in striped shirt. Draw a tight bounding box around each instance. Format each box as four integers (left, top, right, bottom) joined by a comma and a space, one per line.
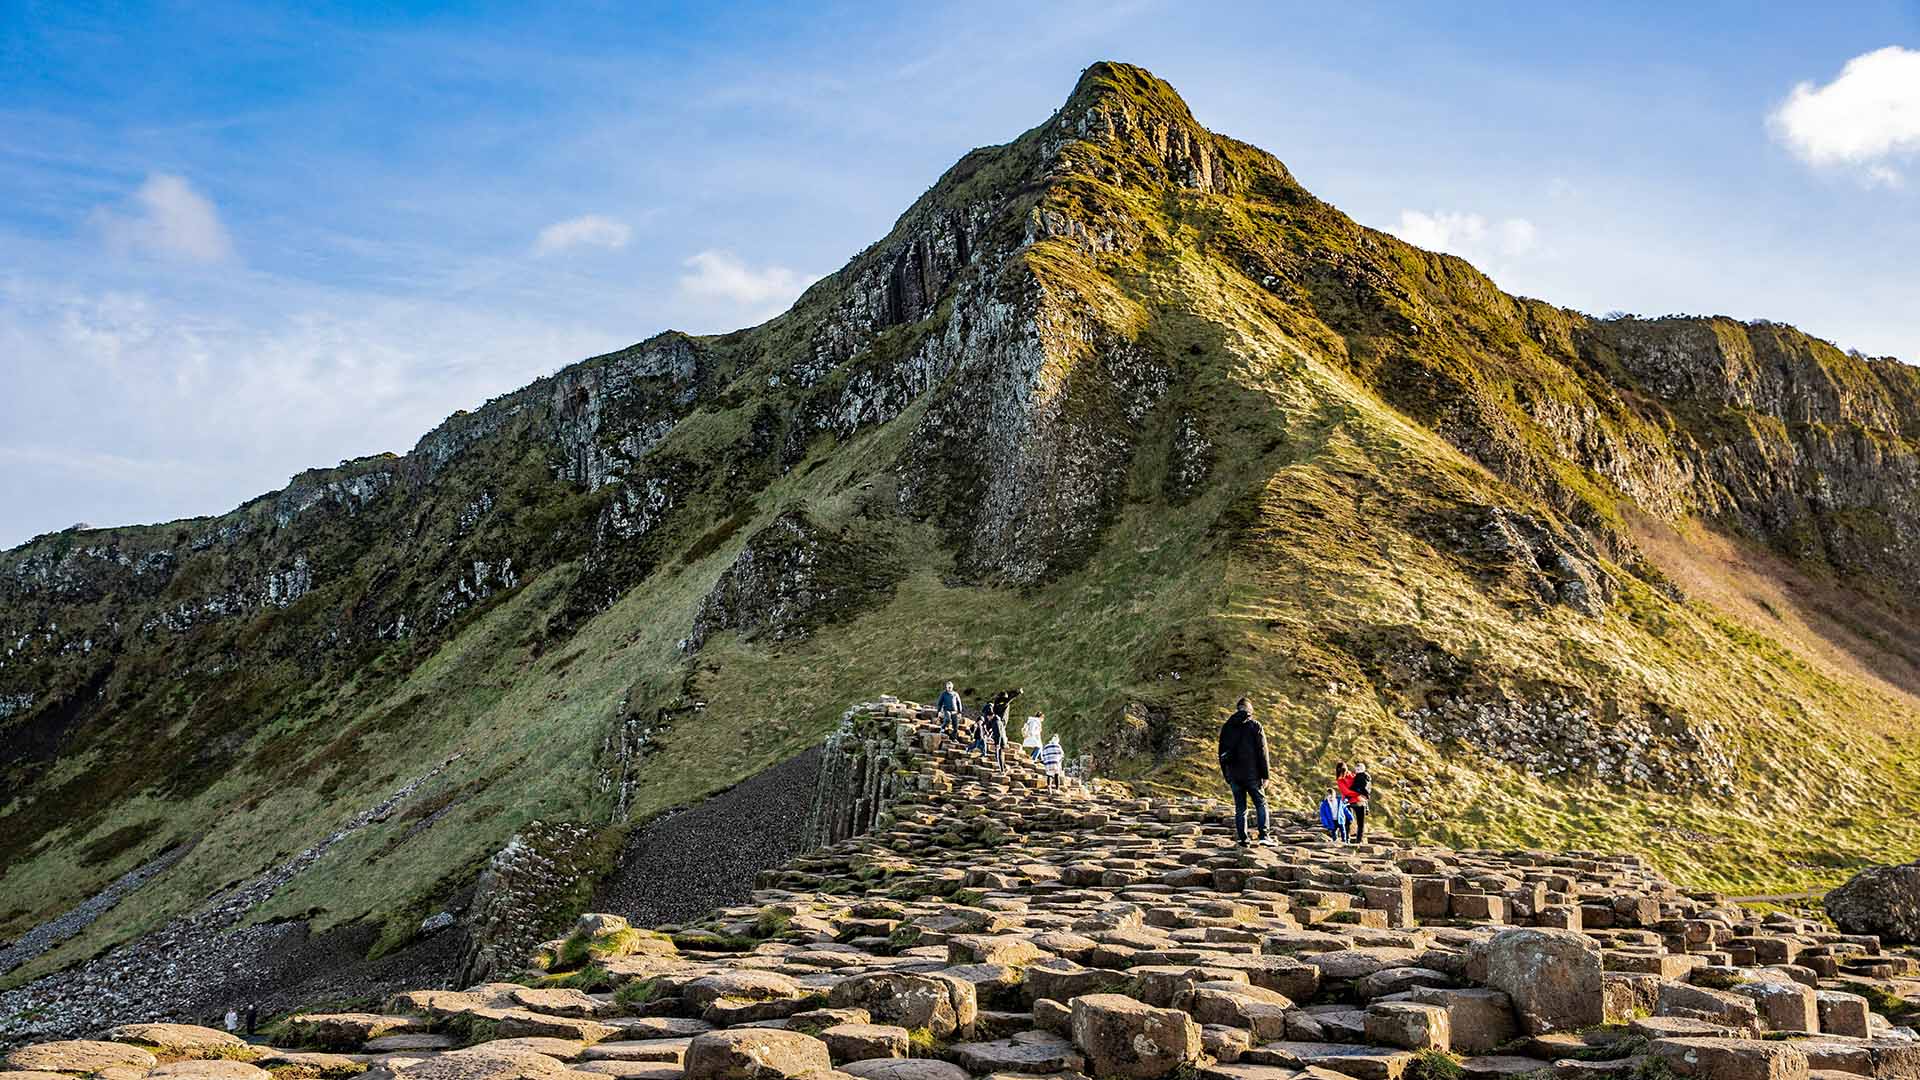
1039, 735, 1065, 792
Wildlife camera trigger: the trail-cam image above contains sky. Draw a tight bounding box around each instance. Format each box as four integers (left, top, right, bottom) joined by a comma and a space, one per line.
2, 1, 1917, 549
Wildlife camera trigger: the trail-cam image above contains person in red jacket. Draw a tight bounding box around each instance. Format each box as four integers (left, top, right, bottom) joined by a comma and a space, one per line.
1335, 763, 1359, 843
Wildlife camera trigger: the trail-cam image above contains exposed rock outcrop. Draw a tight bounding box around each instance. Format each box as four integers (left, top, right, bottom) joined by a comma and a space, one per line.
1826, 860, 1920, 945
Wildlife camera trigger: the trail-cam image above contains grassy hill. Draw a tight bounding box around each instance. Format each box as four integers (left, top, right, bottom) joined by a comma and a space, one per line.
5, 61, 1920, 990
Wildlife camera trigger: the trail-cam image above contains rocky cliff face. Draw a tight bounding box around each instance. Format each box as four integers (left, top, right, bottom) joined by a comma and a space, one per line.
5, 61, 1920, 1008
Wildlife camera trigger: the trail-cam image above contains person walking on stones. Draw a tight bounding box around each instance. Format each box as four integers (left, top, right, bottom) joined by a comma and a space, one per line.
936, 681, 963, 738
988, 701, 1009, 770
1349, 761, 1371, 843
245, 1003, 259, 1036
1217, 696, 1271, 846
1023, 711, 1045, 761
1040, 734, 1065, 791
224, 1007, 239, 1034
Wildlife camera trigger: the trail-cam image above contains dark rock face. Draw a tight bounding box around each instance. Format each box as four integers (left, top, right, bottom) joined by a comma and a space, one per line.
684, 511, 904, 652
1824, 860, 1920, 945
459, 820, 602, 985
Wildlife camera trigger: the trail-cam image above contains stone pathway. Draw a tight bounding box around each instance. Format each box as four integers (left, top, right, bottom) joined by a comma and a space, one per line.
8, 699, 1919, 1080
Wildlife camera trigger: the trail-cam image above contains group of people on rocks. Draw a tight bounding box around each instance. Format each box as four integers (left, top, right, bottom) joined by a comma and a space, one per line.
1217, 695, 1372, 846
935, 682, 1070, 791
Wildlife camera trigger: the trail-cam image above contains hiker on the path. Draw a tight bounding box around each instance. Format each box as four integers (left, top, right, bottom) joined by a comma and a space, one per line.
224, 1008, 239, 1034
969, 700, 992, 756
988, 702, 1008, 769
1335, 762, 1359, 843
937, 682, 963, 737
1217, 696, 1271, 845
245, 1003, 259, 1036
1023, 711, 1044, 760
1349, 762, 1371, 843
1040, 735, 1065, 791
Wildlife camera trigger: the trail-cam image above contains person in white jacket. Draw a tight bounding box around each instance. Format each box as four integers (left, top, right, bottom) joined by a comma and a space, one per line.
1022, 712, 1045, 760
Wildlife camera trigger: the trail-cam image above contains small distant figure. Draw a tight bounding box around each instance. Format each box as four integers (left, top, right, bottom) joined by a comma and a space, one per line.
1349, 762, 1371, 843
988, 704, 1008, 770
245, 1003, 259, 1035
1217, 696, 1271, 846
936, 682, 963, 737
1039, 735, 1065, 791
224, 1008, 239, 1034
1023, 712, 1044, 760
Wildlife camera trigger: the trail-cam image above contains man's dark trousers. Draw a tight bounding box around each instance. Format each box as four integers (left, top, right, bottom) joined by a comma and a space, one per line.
1230, 779, 1268, 843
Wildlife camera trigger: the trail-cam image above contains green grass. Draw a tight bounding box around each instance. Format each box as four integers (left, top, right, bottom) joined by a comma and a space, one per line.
1409, 1050, 1466, 1080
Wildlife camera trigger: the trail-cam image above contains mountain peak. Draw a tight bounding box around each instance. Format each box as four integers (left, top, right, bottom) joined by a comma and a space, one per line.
1060, 60, 1201, 126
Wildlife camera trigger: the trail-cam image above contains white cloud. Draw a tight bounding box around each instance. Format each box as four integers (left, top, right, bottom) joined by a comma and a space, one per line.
1770, 46, 1920, 185
91, 173, 235, 263
1391, 210, 1539, 261
677, 250, 815, 320
534, 214, 632, 255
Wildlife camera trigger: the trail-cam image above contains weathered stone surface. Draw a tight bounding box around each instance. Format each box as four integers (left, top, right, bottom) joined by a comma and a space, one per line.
1649, 1038, 1810, 1080
839, 1059, 969, 1080
6, 1039, 159, 1074
829, 972, 972, 1038
403, 1046, 582, 1080
147, 1061, 271, 1079
1069, 993, 1203, 1079
951, 1030, 1086, 1074
1405, 987, 1515, 1054
683, 1029, 834, 1080
1477, 928, 1604, 1035
1365, 1001, 1452, 1051
104, 1023, 251, 1054
819, 1023, 909, 1063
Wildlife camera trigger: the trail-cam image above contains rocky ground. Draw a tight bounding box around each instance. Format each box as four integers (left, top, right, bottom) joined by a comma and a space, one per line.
595, 749, 825, 926
7, 698, 1920, 1080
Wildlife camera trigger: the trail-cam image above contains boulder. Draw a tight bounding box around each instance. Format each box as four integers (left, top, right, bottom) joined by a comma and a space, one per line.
1476, 928, 1604, 1035
684, 1029, 834, 1080
1823, 862, 1920, 945
829, 971, 975, 1038
1070, 993, 1203, 1079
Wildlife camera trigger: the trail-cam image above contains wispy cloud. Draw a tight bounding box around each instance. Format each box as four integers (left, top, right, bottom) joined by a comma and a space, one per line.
1770, 46, 1920, 186
677, 250, 816, 322
534, 214, 631, 255
1391, 210, 1538, 261
89, 173, 235, 263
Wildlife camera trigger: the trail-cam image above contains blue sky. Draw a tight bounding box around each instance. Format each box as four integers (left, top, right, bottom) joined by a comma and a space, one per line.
2, 1, 1916, 548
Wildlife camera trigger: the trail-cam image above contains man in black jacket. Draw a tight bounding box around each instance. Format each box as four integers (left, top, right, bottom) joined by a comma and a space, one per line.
1218, 696, 1271, 845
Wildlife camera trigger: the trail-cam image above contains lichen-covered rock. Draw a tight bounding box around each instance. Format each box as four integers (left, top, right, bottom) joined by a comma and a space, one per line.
1069, 992, 1203, 1079
683, 1029, 834, 1080
1824, 860, 1920, 945
1475, 928, 1604, 1035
